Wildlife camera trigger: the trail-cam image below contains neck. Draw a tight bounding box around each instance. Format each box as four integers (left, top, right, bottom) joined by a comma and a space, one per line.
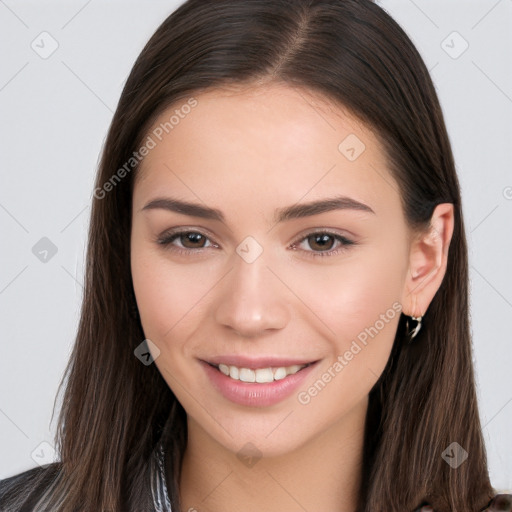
177, 398, 367, 512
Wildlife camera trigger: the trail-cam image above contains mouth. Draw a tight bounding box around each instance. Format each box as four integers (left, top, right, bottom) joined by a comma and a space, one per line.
200, 358, 321, 407
204, 361, 316, 383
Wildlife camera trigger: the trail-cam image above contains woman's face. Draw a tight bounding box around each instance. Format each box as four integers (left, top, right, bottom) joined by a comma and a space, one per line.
130, 83, 413, 457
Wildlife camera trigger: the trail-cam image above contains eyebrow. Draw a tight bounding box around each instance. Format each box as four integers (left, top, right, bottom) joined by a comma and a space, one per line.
140, 195, 375, 223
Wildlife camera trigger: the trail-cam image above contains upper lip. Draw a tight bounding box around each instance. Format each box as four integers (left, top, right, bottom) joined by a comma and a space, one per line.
202, 355, 319, 369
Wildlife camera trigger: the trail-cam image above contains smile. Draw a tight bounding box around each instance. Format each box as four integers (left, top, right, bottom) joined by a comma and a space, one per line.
201, 358, 319, 407
211, 363, 311, 383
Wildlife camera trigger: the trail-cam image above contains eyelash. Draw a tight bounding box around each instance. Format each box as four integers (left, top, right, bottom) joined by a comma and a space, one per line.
156, 229, 356, 259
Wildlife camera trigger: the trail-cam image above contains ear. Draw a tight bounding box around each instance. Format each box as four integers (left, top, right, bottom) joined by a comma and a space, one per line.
401, 203, 455, 317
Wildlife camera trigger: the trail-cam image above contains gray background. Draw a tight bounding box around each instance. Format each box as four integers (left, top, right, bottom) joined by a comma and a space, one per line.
1, 0, 511, 491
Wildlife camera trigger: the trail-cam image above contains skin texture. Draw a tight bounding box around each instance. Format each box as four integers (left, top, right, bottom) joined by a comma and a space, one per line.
130, 83, 454, 512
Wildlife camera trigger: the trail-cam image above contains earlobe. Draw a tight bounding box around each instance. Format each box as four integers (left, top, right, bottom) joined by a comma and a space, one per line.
401, 203, 455, 318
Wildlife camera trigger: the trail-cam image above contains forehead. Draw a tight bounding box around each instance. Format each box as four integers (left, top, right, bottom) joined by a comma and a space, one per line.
133, 83, 401, 219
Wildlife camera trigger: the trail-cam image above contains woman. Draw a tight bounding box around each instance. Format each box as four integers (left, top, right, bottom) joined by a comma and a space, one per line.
1, 0, 510, 511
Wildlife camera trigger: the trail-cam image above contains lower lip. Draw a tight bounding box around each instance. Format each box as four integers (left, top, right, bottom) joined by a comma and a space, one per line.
200, 360, 318, 407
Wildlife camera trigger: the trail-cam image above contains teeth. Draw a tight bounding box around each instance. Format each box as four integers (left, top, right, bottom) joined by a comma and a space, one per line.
255, 368, 274, 383
219, 364, 230, 376
273, 367, 287, 380
215, 363, 308, 382
229, 365, 239, 379
239, 368, 255, 382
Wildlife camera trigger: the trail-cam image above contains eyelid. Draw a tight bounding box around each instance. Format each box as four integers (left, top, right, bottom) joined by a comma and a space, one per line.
156, 226, 355, 244
155, 227, 219, 249
156, 226, 358, 259
290, 226, 357, 245
289, 229, 356, 257
156, 225, 218, 242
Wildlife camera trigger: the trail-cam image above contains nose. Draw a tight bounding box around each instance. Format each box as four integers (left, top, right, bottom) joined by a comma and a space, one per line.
213, 250, 291, 338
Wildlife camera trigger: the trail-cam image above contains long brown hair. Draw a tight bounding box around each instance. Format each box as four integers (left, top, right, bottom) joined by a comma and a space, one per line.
7, 0, 495, 510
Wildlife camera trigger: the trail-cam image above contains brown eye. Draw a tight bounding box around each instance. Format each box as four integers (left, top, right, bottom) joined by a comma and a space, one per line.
291, 230, 356, 259
157, 230, 214, 251
179, 232, 208, 248
306, 233, 337, 252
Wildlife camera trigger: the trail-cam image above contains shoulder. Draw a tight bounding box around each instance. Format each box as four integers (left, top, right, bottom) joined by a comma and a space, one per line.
0, 462, 61, 512
483, 494, 512, 511
414, 494, 512, 512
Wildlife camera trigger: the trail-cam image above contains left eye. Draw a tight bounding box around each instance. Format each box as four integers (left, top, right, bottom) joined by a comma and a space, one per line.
156, 230, 355, 258
292, 232, 355, 257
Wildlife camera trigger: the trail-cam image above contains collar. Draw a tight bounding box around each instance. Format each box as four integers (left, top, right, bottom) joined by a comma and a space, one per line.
150, 441, 173, 512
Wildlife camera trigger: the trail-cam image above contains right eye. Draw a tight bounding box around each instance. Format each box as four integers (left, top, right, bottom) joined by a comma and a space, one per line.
156, 229, 219, 255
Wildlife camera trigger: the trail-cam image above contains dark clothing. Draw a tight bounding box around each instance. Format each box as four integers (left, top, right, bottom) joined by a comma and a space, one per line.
1, 443, 510, 511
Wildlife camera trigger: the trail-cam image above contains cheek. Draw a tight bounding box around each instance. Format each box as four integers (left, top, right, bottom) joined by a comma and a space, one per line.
130, 247, 219, 346
290, 251, 403, 334
284, 248, 405, 394
292, 256, 404, 417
